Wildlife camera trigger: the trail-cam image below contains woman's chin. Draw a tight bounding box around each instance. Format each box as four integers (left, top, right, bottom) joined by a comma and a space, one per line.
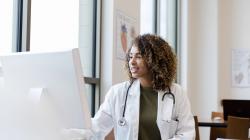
131, 74, 139, 78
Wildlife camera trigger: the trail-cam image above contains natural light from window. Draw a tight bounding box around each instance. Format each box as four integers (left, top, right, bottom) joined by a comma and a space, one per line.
140, 0, 155, 34
0, 0, 13, 53
29, 0, 79, 52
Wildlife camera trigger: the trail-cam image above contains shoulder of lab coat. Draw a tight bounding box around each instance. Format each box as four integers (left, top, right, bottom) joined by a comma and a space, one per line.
171, 83, 195, 140
90, 81, 195, 140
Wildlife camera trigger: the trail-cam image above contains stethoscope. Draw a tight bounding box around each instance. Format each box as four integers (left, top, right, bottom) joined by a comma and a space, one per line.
118, 81, 176, 126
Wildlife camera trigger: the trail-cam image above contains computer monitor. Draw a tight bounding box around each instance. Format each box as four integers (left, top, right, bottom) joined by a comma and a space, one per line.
0, 48, 91, 140
222, 99, 250, 120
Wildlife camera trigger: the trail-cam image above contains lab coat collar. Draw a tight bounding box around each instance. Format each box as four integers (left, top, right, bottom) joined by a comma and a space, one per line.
158, 84, 177, 95
128, 79, 177, 96
128, 79, 140, 96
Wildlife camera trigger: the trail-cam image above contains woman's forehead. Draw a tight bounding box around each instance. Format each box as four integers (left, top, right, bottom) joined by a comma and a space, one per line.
130, 45, 140, 53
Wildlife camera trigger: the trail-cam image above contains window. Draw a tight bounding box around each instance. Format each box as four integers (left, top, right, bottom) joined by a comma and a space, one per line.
140, 0, 177, 50
140, 0, 156, 34
27, 0, 100, 116
79, 0, 101, 116
0, 0, 13, 53
158, 0, 177, 50
140, 0, 179, 82
29, 0, 79, 52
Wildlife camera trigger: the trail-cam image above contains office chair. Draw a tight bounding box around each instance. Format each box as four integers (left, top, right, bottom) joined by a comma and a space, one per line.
225, 116, 250, 139
194, 116, 200, 140
210, 112, 226, 140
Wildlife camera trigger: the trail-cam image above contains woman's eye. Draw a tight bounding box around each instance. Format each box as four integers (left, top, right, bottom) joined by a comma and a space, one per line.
136, 55, 142, 59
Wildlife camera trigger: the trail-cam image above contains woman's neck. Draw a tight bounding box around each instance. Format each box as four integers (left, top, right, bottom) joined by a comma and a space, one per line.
139, 78, 152, 88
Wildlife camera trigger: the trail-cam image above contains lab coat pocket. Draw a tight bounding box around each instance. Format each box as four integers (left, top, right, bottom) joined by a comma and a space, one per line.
116, 120, 130, 140
157, 120, 178, 140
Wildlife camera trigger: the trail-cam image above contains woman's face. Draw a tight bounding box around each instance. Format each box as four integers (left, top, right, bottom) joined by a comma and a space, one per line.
129, 45, 151, 81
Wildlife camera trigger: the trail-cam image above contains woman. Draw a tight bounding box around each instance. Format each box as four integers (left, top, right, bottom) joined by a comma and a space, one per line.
67, 34, 195, 140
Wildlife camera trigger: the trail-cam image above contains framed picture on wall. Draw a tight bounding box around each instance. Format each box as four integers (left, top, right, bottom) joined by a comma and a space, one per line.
115, 10, 137, 60
231, 48, 250, 87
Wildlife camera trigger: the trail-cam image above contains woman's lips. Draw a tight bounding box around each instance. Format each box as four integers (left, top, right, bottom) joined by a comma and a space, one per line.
130, 67, 138, 73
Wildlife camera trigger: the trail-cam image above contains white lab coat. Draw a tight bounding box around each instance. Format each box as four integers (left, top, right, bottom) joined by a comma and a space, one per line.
90, 79, 195, 140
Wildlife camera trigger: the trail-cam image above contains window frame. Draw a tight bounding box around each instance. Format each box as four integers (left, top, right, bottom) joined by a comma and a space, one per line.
16, 0, 101, 117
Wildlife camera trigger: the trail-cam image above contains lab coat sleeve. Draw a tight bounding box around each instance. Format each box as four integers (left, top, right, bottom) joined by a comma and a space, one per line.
171, 86, 195, 140
90, 87, 115, 140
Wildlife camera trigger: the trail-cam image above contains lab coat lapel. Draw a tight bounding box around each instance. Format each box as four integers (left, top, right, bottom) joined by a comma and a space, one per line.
127, 80, 140, 139
157, 87, 176, 139
157, 88, 175, 121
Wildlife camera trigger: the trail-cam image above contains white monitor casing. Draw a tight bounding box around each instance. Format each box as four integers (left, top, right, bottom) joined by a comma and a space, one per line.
0, 48, 91, 140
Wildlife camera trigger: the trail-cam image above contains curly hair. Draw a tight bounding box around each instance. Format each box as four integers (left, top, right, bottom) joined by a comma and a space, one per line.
125, 34, 177, 91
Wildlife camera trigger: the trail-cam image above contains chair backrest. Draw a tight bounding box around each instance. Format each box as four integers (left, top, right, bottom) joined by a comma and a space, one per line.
194, 116, 200, 140
210, 112, 226, 140
222, 99, 250, 120
226, 116, 250, 139
211, 111, 224, 120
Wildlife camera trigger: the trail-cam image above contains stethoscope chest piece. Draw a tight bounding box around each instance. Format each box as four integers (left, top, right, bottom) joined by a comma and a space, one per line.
118, 117, 127, 126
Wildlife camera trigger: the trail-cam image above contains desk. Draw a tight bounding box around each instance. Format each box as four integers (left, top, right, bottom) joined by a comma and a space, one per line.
198, 118, 227, 128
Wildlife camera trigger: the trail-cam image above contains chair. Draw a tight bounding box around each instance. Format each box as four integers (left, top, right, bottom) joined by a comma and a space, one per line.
211, 112, 224, 120
194, 116, 200, 140
225, 116, 250, 139
222, 99, 250, 121
210, 112, 226, 140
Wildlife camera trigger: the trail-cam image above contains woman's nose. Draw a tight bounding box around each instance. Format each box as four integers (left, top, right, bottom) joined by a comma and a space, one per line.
129, 57, 136, 65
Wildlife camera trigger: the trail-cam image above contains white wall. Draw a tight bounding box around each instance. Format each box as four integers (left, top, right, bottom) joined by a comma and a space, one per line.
186, 0, 250, 139
187, 1, 218, 139
188, 0, 250, 115
218, 0, 250, 100
188, 0, 218, 118
100, 0, 140, 101
112, 0, 140, 84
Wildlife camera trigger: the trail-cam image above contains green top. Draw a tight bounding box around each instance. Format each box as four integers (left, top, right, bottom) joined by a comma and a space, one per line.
138, 86, 161, 140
